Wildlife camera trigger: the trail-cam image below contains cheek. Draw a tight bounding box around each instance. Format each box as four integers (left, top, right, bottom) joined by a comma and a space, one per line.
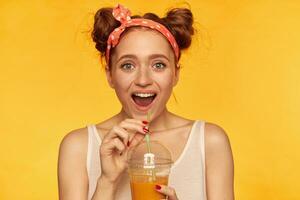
112, 73, 132, 94
156, 72, 175, 90
155, 78, 175, 103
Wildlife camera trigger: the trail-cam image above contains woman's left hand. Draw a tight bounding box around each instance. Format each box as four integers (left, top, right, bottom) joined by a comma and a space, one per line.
155, 185, 179, 200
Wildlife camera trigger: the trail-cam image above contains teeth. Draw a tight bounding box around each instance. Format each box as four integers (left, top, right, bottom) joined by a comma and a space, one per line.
133, 93, 156, 97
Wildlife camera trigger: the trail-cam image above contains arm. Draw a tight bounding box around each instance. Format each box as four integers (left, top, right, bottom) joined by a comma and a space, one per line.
58, 129, 89, 200
57, 128, 127, 200
205, 123, 234, 200
58, 119, 147, 200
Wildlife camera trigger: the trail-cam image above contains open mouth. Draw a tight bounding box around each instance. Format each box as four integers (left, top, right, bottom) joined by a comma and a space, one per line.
131, 93, 157, 107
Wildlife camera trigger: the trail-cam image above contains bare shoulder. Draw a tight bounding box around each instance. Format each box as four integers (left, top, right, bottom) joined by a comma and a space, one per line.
58, 127, 89, 171
204, 122, 235, 199
203, 122, 234, 178
204, 122, 231, 151
59, 127, 88, 155
58, 127, 89, 198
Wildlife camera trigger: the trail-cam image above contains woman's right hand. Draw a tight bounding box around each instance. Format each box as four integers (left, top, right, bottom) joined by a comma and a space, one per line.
99, 118, 149, 184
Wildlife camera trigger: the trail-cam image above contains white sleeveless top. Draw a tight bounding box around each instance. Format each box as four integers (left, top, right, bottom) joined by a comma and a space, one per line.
86, 120, 207, 200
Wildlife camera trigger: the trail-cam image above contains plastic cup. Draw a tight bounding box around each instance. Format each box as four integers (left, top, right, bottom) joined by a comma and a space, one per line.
127, 141, 172, 200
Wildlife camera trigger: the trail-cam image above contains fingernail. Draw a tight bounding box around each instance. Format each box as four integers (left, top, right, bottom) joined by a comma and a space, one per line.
143, 126, 149, 133
155, 185, 161, 190
127, 141, 130, 147
142, 120, 148, 124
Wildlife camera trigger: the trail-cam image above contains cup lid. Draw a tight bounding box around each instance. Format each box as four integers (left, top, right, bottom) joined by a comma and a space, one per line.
127, 141, 173, 168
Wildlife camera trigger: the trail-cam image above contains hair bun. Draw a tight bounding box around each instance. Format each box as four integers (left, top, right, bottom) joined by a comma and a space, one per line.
91, 7, 120, 53
163, 8, 194, 49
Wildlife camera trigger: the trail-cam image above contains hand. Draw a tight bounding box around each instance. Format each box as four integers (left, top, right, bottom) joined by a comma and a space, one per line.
155, 185, 179, 200
99, 119, 148, 184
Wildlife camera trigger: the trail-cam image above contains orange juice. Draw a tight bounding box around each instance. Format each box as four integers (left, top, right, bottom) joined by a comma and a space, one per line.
130, 175, 168, 200
127, 141, 173, 200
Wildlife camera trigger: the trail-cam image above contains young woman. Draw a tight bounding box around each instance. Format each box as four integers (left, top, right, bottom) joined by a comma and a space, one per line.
58, 4, 234, 200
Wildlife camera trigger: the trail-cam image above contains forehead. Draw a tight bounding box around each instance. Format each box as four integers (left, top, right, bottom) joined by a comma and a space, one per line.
112, 28, 175, 60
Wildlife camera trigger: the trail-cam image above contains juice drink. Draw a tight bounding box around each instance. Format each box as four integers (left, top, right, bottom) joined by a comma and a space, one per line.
130, 175, 168, 200
127, 141, 172, 200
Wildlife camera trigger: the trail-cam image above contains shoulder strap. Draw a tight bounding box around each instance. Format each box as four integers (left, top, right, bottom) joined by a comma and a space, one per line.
199, 121, 207, 199
91, 125, 101, 143
86, 125, 93, 173
86, 125, 101, 171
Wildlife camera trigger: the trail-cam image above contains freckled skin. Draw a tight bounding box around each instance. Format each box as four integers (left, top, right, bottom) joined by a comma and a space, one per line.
105, 28, 179, 121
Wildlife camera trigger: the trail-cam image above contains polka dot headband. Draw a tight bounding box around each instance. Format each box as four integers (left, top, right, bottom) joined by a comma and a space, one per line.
105, 4, 180, 64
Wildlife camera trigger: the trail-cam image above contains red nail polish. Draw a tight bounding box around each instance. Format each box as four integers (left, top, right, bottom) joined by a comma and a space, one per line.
142, 120, 148, 124
155, 185, 161, 190
143, 127, 149, 133
127, 141, 130, 147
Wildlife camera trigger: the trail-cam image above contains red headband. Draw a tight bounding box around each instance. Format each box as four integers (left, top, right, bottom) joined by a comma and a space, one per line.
105, 4, 180, 64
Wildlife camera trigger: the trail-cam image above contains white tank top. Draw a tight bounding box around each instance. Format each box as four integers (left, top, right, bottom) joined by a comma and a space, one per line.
86, 120, 207, 200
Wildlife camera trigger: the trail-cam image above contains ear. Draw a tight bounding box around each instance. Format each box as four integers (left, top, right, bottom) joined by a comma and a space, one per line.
105, 66, 115, 88
173, 64, 181, 86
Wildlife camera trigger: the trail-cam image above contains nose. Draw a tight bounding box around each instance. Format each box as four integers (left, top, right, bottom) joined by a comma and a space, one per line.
134, 67, 153, 87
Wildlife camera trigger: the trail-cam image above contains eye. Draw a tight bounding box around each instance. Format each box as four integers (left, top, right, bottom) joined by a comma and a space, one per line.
153, 62, 166, 70
120, 63, 134, 71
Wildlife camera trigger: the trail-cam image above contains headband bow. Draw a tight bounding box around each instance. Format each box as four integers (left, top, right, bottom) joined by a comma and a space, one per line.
113, 4, 131, 24
105, 4, 180, 64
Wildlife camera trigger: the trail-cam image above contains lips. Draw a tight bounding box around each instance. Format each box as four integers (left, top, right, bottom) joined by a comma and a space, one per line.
131, 91, 157, 111
132, 94, 157, 107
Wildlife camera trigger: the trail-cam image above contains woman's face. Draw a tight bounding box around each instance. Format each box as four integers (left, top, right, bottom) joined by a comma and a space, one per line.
106, 28, 180, 120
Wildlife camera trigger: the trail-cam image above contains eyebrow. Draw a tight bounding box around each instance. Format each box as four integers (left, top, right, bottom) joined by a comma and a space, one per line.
117, 54, 170, 62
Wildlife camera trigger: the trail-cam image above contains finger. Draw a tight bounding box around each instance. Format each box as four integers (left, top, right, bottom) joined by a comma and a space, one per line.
119, 147, 130, 164
104, 119, 149, 147
119, 121, 149, 145
104, 126, 129, 145
123, 118, 148, 126
119, 120, 149, 135
155, 185, 178, 200
129, 133, 146, 147
105, 122, 147, 142
101, 138, 126, 155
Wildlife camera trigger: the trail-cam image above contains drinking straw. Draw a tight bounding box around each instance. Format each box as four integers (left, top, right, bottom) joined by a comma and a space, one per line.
145, 111, 152, 153
145, 111, 156, 181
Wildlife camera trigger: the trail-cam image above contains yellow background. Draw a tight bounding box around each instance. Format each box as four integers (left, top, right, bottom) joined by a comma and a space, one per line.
1, 0, 299, 199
